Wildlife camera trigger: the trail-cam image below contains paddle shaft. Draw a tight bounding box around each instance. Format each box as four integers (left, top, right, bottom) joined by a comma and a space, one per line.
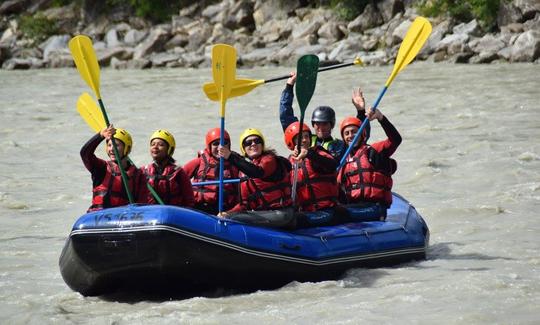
97, 98, 135, 203
336, 86, 388, 171
218, 116, 225, 213
265, 61, 358, 84
193, 178, 240, 186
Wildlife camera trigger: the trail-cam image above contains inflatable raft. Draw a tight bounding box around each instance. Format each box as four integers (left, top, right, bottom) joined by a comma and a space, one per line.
59, 193, 429, 296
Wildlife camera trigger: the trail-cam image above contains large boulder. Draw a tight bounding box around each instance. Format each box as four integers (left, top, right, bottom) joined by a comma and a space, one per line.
253, 0, 300, 30
124, 29, 148, 46
133, 27, 171, 59
376, 0, 405, 23
0, 0, 30, 15
347, 4, 384, 33
39, 34, 70, 62
510, 29, 540, 62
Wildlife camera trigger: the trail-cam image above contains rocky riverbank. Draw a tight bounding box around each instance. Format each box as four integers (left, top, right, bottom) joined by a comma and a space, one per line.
1, 0, 539, 70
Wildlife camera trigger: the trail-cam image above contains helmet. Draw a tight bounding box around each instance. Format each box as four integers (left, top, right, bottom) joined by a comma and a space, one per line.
311, 106, 336, 128
284, 121, 311, 150
339, 116, 363, 139
150, 129, 176, 156
239, 128, 265, 156
108, 128, 132, 156
205, 128, 231, 147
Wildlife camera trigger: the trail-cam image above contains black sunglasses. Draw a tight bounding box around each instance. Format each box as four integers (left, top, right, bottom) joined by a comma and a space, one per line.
211, 139, 230, 146
243, 138, 263, 147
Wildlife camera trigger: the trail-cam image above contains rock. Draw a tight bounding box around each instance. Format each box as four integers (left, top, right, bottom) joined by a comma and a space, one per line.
391, 19, 412, 45
133, 28, 170, 60
185, 21, 213, 52
97, 47, 134, 65
110, 57, 128, 69
42, 3, 78, 33
510, 29, 540, 62
40, 34, 70, 61
498, 1, 523, 26
377, 0, 405, 23
450, 52, 475, 64
105, 29, 121, 48
523, 13, 540, 31
0, 0, 29, 15
317, 22, 345, 43
501, 23, 525, 34
150, 52, 181, 67
171, 15, 194, 33
253, 0, 300, 30
124, 29, 148, 46
360, 50, 389, 65
453, 19, 482, 37
347, 4, 383, 33
208, 23, 235, 45
437, 33, 470, 55
515, 0, 540, 21
2, 58, 31, 69
164, 33, 189, 50
179, 2, 200, 17
46, 50, 73, 68
127, 58, 151, 69
241, 44, 282, 66
291, 18, 323, 40
469, 34, 507, 55
469, 52, 499, 64
419, 19, 453, 57
0, 27, 17, 46
226, 0, 255, 30
180, 52, 206, 68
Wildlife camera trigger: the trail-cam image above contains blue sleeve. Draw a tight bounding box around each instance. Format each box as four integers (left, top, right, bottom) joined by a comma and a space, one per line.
279, 84, 299, 132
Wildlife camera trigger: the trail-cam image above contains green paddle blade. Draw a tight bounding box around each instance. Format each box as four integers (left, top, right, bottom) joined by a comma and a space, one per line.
77, 92, 106, 133
386, 16, 432, 87
69, 35, 102, 99
203, 78, 265, 101
295, 54, 319, 114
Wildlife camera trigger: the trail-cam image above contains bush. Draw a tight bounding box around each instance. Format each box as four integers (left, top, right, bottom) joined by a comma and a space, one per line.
417, 0, 501, 30
330, 0, 370, 21
19, 14, 59, 43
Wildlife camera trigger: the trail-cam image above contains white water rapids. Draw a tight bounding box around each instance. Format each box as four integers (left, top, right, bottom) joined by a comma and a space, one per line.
0, 63, 539, 324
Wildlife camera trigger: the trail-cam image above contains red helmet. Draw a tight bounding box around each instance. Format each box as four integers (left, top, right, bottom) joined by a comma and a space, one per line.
205, 128, 230, 147
284, 121, 312, 150
339, 116, 363, 139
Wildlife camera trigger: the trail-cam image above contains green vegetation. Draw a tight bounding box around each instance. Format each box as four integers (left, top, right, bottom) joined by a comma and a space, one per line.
417, 0, 502, 30
329, 0, 370, 21
19, 14, 59, 43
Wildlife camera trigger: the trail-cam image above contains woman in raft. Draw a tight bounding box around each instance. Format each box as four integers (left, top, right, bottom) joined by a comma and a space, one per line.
141, 129, 194, 207
217, 128, 295, 228
338, 89, 401, 221
183, 128, 239, 215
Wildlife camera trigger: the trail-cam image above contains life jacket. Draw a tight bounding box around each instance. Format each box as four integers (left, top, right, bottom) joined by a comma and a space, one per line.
143, 161, 185, 206
192, 149, 238, 209
239, 153, 292, 210
290, 147, 338, 212
338, 145, 393, 206
89, 161, 142, 212
311, 135, 345, 160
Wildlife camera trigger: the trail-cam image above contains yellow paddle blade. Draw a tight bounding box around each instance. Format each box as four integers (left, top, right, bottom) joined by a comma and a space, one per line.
203, 78, 265, 101
211, 44, 236, 117
386, 16, 432, 87
76, 92, 106, 133
69, 35, 102, 99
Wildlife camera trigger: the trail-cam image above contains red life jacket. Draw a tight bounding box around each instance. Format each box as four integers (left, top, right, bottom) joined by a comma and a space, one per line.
143, 162, 186, 206
338, 145, 393, 206
239, 153, 292, 210
89, 161, 142, 212
291, 147, 338, 212
192, 150, 239, 209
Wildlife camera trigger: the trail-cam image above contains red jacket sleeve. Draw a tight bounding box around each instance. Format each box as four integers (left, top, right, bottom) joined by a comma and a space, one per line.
176, 168, 195, 207
182, 157, 201, 179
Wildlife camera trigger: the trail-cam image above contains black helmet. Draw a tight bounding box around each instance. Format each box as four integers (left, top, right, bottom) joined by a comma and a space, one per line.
311, 106, 336, 128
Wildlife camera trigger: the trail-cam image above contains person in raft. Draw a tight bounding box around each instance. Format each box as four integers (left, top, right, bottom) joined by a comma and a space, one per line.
284, 121, 348, 227
80, 125, 148, 212
183, 128, 239, 215
279, 72, 371, 161
337, 90, 401, 221
217, 128, 295, 228
141, 129, 194, 207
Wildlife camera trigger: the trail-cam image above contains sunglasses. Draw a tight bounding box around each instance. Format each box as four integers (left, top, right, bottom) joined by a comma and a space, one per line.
211, 139, 230, 146
243, 138, 263, 147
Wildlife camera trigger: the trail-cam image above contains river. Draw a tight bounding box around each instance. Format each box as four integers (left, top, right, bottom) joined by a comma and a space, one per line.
1, 62, 539, 324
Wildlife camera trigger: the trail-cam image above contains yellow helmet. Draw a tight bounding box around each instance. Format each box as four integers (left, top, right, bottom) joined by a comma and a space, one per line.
239, 128, 265, 156
107, 128, 132, 156
150, 129, 176, 156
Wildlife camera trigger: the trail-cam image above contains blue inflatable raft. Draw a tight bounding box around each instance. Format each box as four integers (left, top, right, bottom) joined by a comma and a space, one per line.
59, 193, 429, 296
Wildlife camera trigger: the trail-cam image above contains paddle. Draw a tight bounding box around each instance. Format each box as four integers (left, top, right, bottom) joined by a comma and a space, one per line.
76, 92, 165, 205
69, 35, 135, 203
291, 54, 319, 205
203, 58, 362, 101
337, 17, 432, 171
210, 44, 236, 214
